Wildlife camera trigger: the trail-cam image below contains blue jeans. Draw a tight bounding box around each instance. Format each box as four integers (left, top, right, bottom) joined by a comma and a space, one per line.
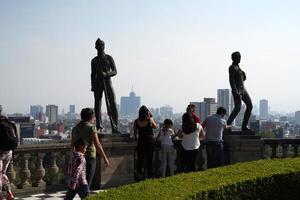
85, 156, 96, 190
206, 141, 224, 169
64, 184, 89, 200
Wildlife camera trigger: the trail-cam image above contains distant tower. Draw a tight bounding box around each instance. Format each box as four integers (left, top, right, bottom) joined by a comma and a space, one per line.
259, 99, 268, 120
69, 105, 75, 114
30, 105, 44, 120
120, 88, 141, 117
217, 89, 231, 115
295, 111, 300, 125
46, 104, 58, 124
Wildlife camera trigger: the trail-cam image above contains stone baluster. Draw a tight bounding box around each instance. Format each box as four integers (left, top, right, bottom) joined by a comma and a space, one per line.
282, 144, 289, 158
292, 144, 299, 157
6, 159, 16, 188
18, 153, 31, 189
270, 143, 278, 158
261, 144, 267, 159
47, 152, 59, 185
33, 152, 46, 187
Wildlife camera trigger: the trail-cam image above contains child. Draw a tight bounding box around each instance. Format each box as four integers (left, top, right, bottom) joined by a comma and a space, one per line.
156, 119, 175, 177
65, 138, 89, 200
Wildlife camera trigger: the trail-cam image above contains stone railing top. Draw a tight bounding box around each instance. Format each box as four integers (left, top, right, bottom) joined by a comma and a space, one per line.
262, 138, 300, 145
15, 143, 71, 153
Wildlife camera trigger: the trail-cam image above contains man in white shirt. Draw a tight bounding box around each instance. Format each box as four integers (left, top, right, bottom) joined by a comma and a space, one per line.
202, 107, 230, 169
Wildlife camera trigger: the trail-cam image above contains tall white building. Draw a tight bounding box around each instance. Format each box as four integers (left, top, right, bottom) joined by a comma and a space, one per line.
46, 104, 58, 124
259, 99, 268, 120
217, 89, 231, 114
295, 111, 300, 125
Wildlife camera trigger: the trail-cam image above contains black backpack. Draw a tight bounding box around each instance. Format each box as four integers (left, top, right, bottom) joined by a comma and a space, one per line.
0, 117, 18, 150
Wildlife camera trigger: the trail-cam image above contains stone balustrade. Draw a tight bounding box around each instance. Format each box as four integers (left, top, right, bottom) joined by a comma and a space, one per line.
7, 135, 300, 197
7, 143, 71, 196
261, 138, 300, 158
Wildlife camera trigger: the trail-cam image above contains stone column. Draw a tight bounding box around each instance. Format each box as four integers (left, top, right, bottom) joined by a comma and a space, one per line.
6, 159, 16, 188
33, 152, 46, 187
47, 152, 59, 185
18, 153, 31, 188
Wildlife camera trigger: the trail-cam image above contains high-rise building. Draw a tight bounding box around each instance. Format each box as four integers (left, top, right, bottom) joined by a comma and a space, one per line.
46, 104, 58, 124
204, 98, 218, 116
217, 89, 231, 114
30, 105, 43, 120
159, 105, 173, 118
191, 98, 218, 121
295, 111, 300, 125
259, 99, 268, 120
69, 105, 75, 114
120, 90, 141, 117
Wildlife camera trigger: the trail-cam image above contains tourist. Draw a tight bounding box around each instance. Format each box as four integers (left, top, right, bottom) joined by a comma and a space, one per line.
156, 119, 175, 177
179, 104, 205, 173
134, 105, 157, 180
202, 107, 230, 169
71, 108, 109, 190
0, 106, 17, 200
65, 138, 89, 200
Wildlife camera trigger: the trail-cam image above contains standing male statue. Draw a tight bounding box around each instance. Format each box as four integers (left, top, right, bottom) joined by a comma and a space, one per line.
91, 38, 120, 133
227, 52, 253, 131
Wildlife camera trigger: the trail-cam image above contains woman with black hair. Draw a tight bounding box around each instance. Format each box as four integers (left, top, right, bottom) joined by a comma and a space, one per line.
134, 105, 157, 180
179, 104, 205, 173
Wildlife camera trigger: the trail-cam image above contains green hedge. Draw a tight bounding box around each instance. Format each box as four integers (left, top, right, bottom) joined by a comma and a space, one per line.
87, 158, 300, 200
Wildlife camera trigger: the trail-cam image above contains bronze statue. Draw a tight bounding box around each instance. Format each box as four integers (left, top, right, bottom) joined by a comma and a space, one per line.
91, 38, 120, 133
227, 52, 253, 131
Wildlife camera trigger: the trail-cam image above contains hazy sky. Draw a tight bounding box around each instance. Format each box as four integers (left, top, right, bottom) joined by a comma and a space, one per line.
1, 0, 300, 114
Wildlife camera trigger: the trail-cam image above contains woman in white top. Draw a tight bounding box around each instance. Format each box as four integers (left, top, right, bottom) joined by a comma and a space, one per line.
156, 119, 175, 177
179, 104, 205, 173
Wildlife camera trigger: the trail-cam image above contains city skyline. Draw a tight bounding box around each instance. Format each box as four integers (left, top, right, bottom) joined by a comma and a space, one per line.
1, 1, 300, 114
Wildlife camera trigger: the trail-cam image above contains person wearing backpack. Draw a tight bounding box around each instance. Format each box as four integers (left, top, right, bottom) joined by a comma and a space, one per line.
0, 107, 17, 200
178, 104, 205, 173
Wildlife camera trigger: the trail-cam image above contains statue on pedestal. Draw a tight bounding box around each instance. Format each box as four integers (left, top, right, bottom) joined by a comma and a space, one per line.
227, 52, 253, 131
91, 38, 120, 133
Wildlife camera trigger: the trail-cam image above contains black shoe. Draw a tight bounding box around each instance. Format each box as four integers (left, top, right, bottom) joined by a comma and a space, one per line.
241, 126, 251, 131
113, 129, 121, 134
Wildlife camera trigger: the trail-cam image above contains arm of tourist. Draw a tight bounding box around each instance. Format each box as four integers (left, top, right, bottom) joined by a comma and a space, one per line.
199, 128, 205, 141
150, 117, 157, 129
156, 129, 161, 140
201, 118, 207, 129
174, 129, 183, 138
170, 129, 175, 138
92, 133, 109, 167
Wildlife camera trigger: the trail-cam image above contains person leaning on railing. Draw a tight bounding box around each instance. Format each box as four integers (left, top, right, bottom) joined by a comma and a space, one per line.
71, 108, 109, 191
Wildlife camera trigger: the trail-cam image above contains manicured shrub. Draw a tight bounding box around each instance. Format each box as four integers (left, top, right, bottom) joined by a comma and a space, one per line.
87, 158, 300, 200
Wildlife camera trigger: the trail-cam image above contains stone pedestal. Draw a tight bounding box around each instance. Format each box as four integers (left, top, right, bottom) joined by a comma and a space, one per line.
224, 131, 263, 165
91, 134, 136, 189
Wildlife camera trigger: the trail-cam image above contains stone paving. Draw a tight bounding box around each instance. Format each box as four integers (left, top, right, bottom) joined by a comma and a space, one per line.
14, 190, 104, 200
